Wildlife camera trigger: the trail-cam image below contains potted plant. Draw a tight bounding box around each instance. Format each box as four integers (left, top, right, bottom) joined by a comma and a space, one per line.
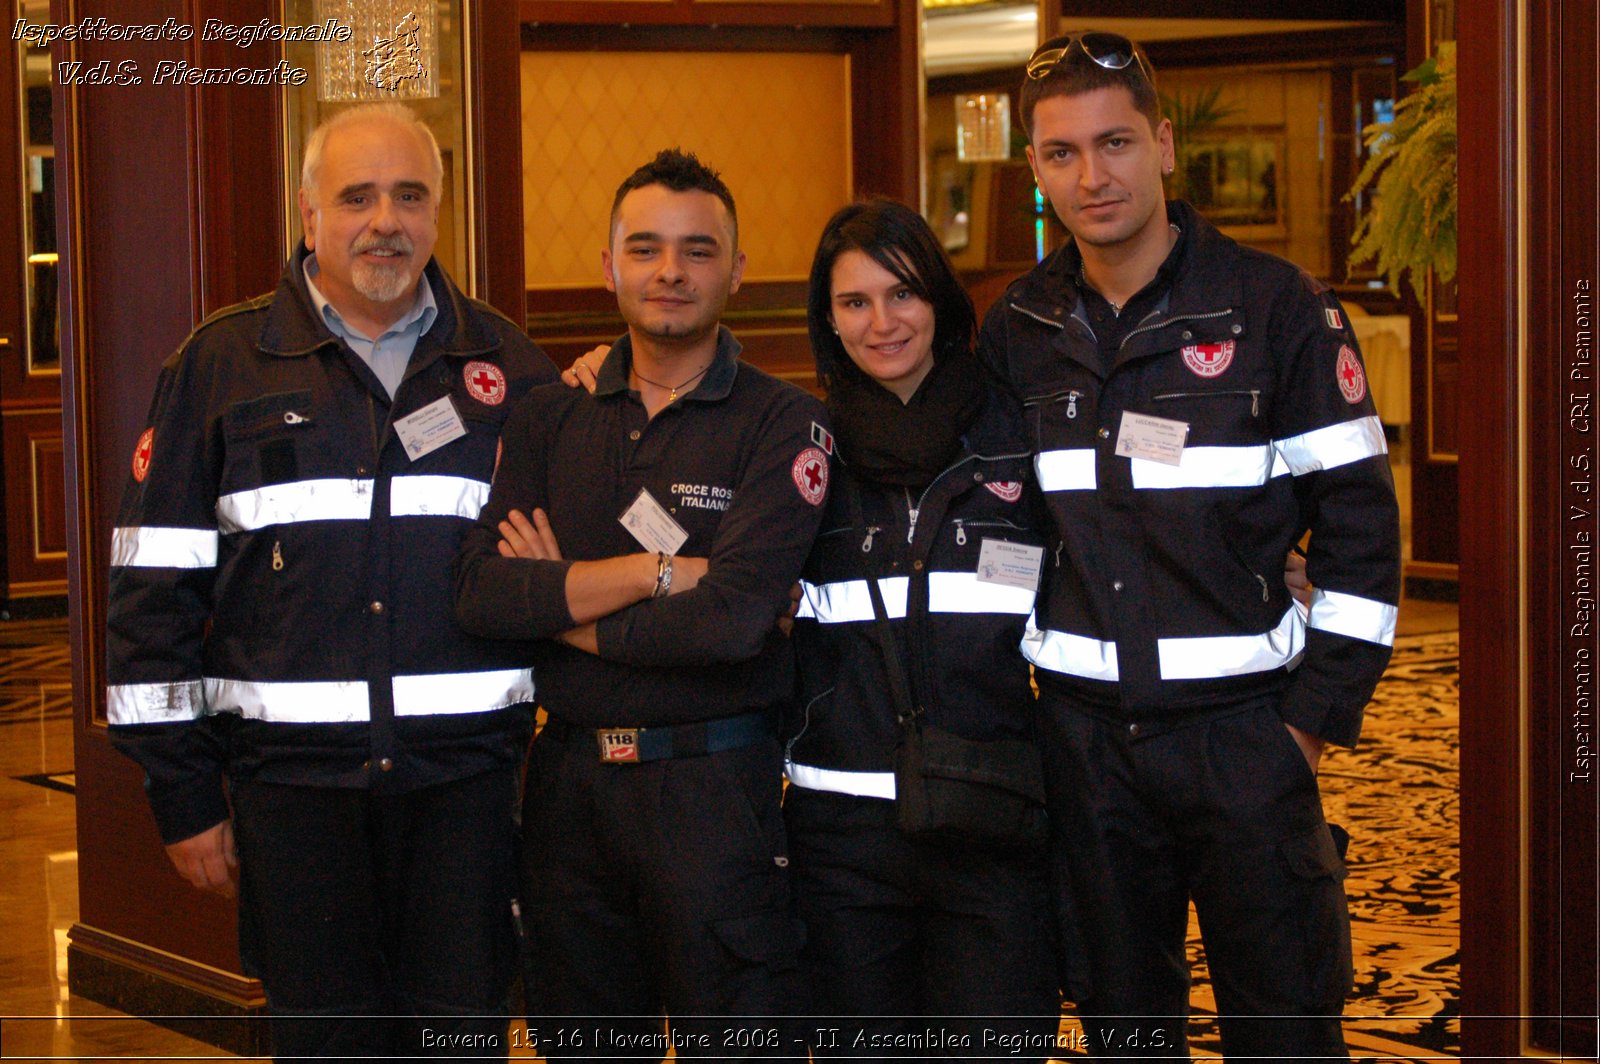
1345, 42, 1458, 298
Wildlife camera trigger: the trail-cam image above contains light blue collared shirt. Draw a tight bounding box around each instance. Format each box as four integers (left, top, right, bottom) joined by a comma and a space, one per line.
304, 257, 438, 399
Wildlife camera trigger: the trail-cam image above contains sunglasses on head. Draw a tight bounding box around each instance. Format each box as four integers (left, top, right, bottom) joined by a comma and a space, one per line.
1026, 32, 1153, 85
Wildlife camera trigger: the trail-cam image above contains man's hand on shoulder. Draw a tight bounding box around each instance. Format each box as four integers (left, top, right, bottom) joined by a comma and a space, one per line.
165, 819, 238, 897
560, 345, 610, 395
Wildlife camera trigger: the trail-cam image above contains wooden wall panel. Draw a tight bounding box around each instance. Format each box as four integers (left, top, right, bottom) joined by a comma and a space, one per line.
1455, 0, 1518, 1054
1525, 0, 1599, 1051
31, 431, 67, 557
519, 0, 895, 28
1453, 0, 1600, 1059
518, 0, 920, 387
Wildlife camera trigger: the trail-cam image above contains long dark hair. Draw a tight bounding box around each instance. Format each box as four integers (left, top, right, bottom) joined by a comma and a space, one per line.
805, 199, 975, 393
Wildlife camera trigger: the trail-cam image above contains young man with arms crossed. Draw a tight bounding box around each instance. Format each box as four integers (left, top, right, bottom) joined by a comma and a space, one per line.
457, 149, 826, 1061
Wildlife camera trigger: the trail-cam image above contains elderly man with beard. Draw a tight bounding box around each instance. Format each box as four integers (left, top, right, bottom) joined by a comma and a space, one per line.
105, 103, 555, 1061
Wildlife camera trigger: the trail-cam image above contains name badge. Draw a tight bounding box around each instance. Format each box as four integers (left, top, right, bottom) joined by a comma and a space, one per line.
976, 538, 1045, 592
619, 488, 689, 556
1115, 411, 1189, 466
394, 395, 468, 461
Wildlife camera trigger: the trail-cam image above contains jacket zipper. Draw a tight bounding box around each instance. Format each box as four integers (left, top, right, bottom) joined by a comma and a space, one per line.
1152, 389, 1261, 416
1118, 308, 1235, 353
1023, 388, 1083, 420
1008, 302, 1066, 329
954, 518, 1027, 545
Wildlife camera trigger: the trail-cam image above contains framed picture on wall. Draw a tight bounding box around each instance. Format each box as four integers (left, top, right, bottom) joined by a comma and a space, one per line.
1181, 133, 1286, 234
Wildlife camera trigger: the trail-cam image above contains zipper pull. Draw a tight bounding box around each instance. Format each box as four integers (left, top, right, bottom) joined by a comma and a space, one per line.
907, 507, 919, 544
1255, 572, 1269, 602
1250, 390, 1260, 417
861, 526, 880, 553
282, 410, 310, 425
954, 519, 967, 546
272, 540, 285, 572
1066, 391, 1079, 419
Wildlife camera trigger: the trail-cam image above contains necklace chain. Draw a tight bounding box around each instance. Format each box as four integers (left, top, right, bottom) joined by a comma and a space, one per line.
633, 362, 712, 402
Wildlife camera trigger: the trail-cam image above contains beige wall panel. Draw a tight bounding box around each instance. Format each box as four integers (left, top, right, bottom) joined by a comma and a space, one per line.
522, 51, 853, 287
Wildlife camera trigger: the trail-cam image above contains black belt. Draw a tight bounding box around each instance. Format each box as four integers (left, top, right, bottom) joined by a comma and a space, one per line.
540, 709, 776, 764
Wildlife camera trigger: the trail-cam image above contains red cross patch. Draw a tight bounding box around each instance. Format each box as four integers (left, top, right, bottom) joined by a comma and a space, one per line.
1336, 345, 1367, 404
131, 427, 154, 483
464, 360, 507, 406
792, 448, 828, 507
984, 480, 1023, 503
1180, 340, 1235, 378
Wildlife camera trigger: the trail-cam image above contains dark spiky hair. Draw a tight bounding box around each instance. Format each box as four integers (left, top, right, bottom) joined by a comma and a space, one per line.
610, 148, 738, 244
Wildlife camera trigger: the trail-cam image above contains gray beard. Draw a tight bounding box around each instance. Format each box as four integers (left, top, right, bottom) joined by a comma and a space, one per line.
352, 260, 415, 304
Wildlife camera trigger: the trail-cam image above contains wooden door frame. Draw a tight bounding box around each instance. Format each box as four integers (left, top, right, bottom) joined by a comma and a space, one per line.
1459, 0, 1599, 1058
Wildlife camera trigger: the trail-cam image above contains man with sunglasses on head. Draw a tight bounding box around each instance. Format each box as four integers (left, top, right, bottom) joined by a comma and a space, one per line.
977, 32, 1400, 1061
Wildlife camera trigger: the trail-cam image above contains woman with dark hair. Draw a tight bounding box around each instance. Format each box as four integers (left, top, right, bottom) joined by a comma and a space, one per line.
783, 198, 1061, 1058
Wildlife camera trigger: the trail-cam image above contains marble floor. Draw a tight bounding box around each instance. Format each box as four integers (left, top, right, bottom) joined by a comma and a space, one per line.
0, 597, 1457, 1061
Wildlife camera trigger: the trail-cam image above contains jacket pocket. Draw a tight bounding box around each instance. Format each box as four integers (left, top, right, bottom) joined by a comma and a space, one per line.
221, 390, 318, 490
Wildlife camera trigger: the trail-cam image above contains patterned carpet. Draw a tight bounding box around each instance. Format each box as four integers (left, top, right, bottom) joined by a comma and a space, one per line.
1170, 630, 1462, 1061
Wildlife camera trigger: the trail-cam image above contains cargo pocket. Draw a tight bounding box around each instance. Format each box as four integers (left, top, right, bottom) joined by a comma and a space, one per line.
1277, 823, 1354, 1008
710, 908, 806, 969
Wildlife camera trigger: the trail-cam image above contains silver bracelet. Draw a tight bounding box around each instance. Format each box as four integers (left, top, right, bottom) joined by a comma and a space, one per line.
652, 551, 674, 599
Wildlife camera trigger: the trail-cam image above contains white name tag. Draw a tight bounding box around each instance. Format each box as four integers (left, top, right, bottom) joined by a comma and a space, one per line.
394, 395, 468, 461
976, 538, 1045, 592
619, 488, 689, 556
1115, 411, 1189, 466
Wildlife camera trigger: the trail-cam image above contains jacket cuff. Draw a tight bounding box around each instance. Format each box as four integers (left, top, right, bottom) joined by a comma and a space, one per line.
147, 773, 231, 845
1278, 682, 1364, 750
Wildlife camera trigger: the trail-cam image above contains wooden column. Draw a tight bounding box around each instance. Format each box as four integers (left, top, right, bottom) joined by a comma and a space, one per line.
58, 0, 282, 1050
1459, 0, 1600, 1058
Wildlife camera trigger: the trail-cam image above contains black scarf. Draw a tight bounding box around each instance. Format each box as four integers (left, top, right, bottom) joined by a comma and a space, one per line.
824, 348, 986, 487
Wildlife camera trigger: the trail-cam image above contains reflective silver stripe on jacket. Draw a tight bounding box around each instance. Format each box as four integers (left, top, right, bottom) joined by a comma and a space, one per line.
1274, 415, 1388, 475
785, 759, 896, 800
105, 680, 206, 724
797, 573, 1036, 624
110, 527, 219, 568
392, 667, 535, 716
1021, 612, 1121, 680
1035, 415, 1385, 495
1129, 445, 1289, 490
1307, 588, 1397, 647
1034, 448, 1097, 491
108, 668, 537, 725
1155, 605, 1305, 680
1023, 605, 1307, 682
389, 475, 491, 521
215, 478, 374, 533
